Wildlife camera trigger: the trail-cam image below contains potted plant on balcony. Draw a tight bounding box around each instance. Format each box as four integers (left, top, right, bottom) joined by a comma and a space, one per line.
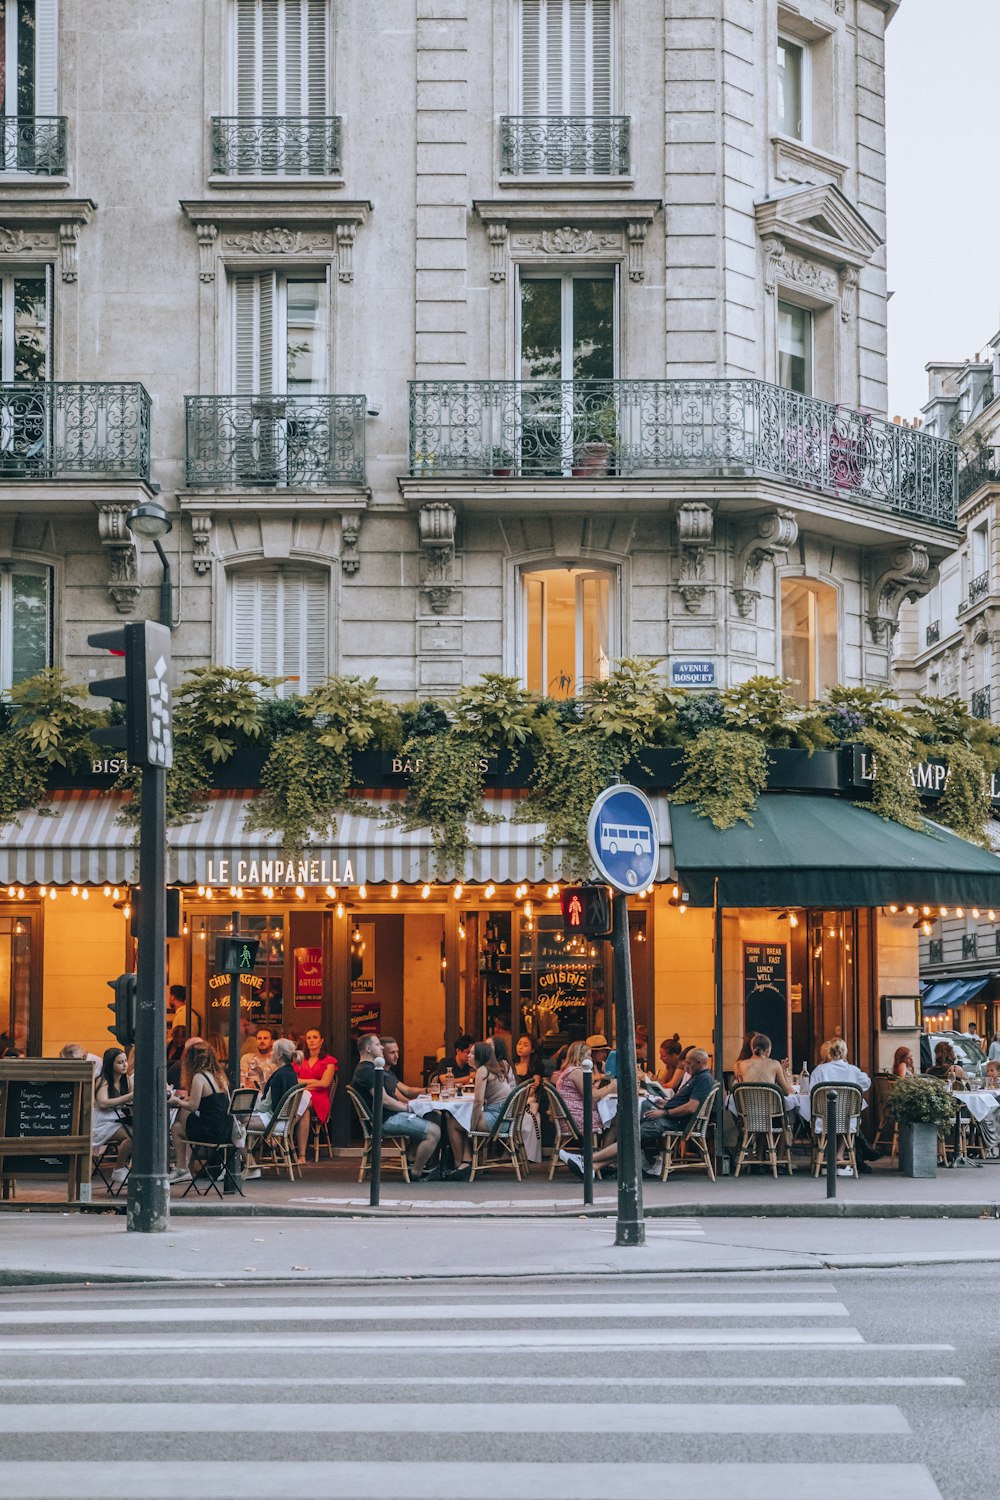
489, 446, 515, 477
887, 1075, 957, 1178
572, 399, 617, 477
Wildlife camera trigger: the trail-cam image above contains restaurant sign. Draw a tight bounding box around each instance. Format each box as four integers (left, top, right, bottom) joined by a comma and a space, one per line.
850, 746, 1000, 806
204, 855, 356, 886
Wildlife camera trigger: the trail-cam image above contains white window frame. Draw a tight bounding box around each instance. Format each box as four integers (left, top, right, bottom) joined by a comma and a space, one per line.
226, 267, 330, 393
779, 574, 840, 705
517, 0, 616, 115
2, 0, 58, 119
777, 32, 811, 144
971, 522, 990, 582
0, 560, 52, 690
520, 563, 616, 696
516, 267, 619, 381
777, 299, 814, 397
226, 562, 330, 696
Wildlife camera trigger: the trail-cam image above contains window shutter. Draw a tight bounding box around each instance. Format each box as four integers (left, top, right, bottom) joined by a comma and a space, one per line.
229, 565, 327, 691
229, 571, 265, 673
260, 0, 280, 113
233, 0, 326, 115
301, 566, 329, 688
305, 0, 327, 113
545, 0, 562, 112
235, 0, 260, 113
231, 271, 277, 392
280, 566, 303, 687
521, 0, 613, 114
521, 0, 543, 112
33, 0, 59, 116
590, 0, 612, 115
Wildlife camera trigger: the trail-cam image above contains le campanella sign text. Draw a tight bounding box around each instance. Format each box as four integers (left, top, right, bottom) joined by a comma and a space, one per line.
203, 855, 357, 886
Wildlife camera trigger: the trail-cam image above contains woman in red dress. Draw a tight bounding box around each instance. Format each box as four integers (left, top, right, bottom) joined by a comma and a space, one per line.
294, 1028, 338, 1163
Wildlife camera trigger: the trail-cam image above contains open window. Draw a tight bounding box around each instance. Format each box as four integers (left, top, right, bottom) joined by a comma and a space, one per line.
781, 577, 838, 705
0, 561, 51, 690
522, 565, 613, 697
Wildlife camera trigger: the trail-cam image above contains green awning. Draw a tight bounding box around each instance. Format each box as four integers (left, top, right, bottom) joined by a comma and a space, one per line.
670, 793, 1000, 908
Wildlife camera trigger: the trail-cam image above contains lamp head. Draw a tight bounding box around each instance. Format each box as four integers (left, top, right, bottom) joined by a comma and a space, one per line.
126, 501, 173, 541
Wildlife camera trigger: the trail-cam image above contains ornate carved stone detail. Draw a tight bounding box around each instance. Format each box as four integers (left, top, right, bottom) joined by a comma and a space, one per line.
335, 222, 356, 282
676, 502, 714, 615
733, 510, 798, 615
225, 227, 333, 255
419, 501, 458, 613
839, 264, 859, 322
775, 254, 840, 298
340, 513, 362, 575
762, 236, 785, 295
487, 223, 509, 282
58, 222, 81, 282
197, 222, 218, 282
97, 505, 140, 615
626, 219, 648, 282
190, 514, 213, 575
834, 0, 846, 13
510, 225, 624, 258
866, 543, 937, 643
0, 227, 54, 255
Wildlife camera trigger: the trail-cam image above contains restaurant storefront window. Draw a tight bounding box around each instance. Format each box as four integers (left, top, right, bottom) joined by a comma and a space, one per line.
0, 914, 33, 1055
190, 912, 285, 1056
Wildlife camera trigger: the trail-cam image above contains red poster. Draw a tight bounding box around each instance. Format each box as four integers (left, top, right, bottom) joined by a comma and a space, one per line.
294, 947, 323, 1005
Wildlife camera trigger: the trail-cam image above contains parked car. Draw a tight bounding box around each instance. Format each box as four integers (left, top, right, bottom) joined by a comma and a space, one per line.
920, 1031, 986, 1078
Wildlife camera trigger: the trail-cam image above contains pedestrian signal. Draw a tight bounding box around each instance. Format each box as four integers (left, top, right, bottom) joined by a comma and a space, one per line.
216, 937, 260, 975
560, 885, 613, 939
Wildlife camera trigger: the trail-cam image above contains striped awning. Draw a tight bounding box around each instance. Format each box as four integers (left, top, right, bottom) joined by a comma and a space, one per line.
0, 789, 675, 888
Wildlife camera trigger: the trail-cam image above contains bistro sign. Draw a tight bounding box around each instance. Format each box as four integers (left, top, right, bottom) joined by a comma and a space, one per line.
204, 855, 356, 886
850, 747, 1000, 806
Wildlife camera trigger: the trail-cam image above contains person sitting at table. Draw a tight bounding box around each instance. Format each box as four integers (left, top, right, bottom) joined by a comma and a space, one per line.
810, 1038, 879, 1174
891, 1046, 915, 1079
561, 1048, 716, 1180
93, 1046, 134, 1191
986, 1059, 1000, 1086
165, 1026, 188, 1072
491, 1035, 515, 1085
429, 1034, 475, 1085
441, 1041, 515, 1180
294, 1029, 338, 1165
168, 1040, 232, 1185
353, 1034, 441, 1180
733, 1033, 792, 1095
241, 1026, 278, 1091
380, 1036, 421, 1101
552, 1040, 616, 1142
926, 1040, 965, 1084
585, 1034, 611, 1076
261, 1038, 299, 1114
60, 1042, 103, 1079
656, 1037, 684, 1089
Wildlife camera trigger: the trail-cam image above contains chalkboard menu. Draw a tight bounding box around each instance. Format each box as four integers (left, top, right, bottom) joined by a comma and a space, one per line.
743, 942, 790, 1057
0, 1059, 94, 1203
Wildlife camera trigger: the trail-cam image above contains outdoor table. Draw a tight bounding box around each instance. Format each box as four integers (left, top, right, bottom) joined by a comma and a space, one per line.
952, 1088, 1000, 1123
598, 1088, 670, 1126
411, 1092, 475, 1134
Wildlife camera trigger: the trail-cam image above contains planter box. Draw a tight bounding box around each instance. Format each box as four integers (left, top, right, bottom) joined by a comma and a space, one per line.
210, 747, 268, 788
898, 1120, 938, 1178
767, 748, 843, 793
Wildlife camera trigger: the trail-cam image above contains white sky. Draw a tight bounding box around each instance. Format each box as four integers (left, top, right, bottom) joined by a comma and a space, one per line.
886, 0, 1000, 420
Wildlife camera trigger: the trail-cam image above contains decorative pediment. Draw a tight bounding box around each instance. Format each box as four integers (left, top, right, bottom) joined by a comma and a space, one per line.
180, 199, 372, 283
0, 199, 95, 282
474, 199, 661, 283
754, 183, 882, 271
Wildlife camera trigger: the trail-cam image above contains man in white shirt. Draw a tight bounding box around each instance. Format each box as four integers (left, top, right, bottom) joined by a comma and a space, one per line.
241, 1027, 278, 1090
809, 1039, 876, 1174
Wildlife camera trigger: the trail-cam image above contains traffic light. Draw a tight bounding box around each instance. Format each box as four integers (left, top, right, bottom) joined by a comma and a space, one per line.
560, 885, 613, 939
107, 973, 137, 1047
216, 937, 260, 976
129, 887, 181, 940
88, 620, 173, 770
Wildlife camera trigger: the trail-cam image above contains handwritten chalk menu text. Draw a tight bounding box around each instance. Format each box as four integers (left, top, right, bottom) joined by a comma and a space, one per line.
742, 942, 789, 1058
0, 1059, 94, 1202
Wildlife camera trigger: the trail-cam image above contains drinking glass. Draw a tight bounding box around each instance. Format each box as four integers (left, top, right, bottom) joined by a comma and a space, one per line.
430, 1079, 441, 1101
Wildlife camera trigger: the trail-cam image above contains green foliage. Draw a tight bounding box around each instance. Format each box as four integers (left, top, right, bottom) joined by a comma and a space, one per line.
887, 1076, 957, 1127
524, 708, 629, 877
399, 730, 493, 873
822, 684, 918, 742
721, 676, 831, 750
5, 669, 100, 767
0, 732, 46, 825
173, 666, 277, 764
301, 676, 401, 755
672, 728, 770, 829
449, 674, 539, 754
855, 727, 924, 830
934, 741, 993, 845
581, 658, 682, 746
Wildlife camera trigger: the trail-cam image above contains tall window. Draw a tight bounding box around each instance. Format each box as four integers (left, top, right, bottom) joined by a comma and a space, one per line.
0, 1, 58, 118
230, 270, 328, 393
777, 35, 807, 140
0, 269, 50, 382
971, 522, 989, 585
233, 0, 328, 115
523, 566, 612, 697
519, 273, 616, 472
228, 564, 329, 695
520, 0, 614, 115
781, 578, 837, 705
0, 562, 51, 690
778, 301, 812, 396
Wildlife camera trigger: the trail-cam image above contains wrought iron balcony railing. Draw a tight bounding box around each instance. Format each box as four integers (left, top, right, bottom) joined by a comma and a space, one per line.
185, 394, 366, 488
0, 116, 67, 175
926, 620, 941, 647
972, 686, 992, 720
0, 382, 150, 480
958, 449, 1000, 502
408, 378, 958, 526
500, 115, 631, 176
969, 570, 990, 605
211, 116, 342, 176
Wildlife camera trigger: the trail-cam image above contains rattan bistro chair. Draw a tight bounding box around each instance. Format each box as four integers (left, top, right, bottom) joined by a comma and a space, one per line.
468, 1082, 532, 1182
542, 1080, 601, 1181
659, 1084, 719, 1182
873, 1073, 900, 1158
308, 1074, 338, 1162
346, 1084, 412, 1183
810, 1084, 864, 1178
732, 1083, 794, 1177
254, 1084, 309, 1181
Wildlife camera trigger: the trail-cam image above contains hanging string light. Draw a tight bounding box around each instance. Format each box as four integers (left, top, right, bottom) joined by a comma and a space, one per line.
391, 884, 399, 899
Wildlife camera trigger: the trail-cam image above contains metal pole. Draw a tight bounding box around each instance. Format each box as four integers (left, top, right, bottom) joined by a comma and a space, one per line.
223, 908, 243, 1196
370, 1056, 384, 1207
126, 765, 169, 1232
611, 890, 644, 1246
825, 1090, 838, 1198
712, 892, 726, 1175
581, 1057, 594, 1207
153, 538, 172, 631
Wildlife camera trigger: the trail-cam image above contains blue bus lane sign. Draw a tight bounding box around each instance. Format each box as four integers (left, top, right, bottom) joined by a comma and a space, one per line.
586, 785, 659, 893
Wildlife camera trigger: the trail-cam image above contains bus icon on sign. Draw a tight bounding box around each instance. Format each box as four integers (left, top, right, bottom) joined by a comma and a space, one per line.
600, 824, 653, 858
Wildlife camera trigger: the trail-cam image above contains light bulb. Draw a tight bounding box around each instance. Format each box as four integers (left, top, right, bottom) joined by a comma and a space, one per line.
39, 886, 48, 899
484, 884, 495, 899
49, 888, 56, 900
295, 885, 306, 899
71, 886, 78, 897
453, 884, 463, 900
336, 903, 345, 919
113, 888, 121, 901
422, 884, 431, 899
391, 884, 399, 899
359, 885, 367, 899
81, 889, 89, 901
103, 885, 111, 898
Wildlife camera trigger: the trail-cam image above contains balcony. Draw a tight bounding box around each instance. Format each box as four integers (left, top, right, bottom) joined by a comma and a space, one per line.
972, 686, 991, 720
958, 450, 1000, 502
500, 115, 631, 177
408, 378, 958, 527
211, 116, 342, 177
969, 570, 990, 605
185, 394, 366, 488
0, 382, 150, 481
0, 116, 67, 176
926, 620, 941, 647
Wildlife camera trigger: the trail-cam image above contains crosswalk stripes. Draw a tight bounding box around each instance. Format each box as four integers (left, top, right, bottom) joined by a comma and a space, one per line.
0, 1278, 951, 1500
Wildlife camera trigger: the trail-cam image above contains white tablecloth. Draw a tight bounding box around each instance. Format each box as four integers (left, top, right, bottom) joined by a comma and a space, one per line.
410, 1093, 475, 1133
599, 1089, 671, 1127
953, 1089, 1000, 1123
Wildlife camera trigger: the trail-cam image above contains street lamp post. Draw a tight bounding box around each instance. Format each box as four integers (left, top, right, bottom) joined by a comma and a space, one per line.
126, 501, 174, 631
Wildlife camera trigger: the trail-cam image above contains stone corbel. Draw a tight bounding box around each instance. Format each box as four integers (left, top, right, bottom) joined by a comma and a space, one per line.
487, 223, 508, 283
58, 222, 81, 283
419, 501, 458, 614
97, 505, 140, 615
336, 222, 356, 283
866, 544, 937, 643
190, 514, 213, 575
197, 222, 218, 283
340, 513, 362, 575
733, 510, 798, 618
675, 502, 714, 614
763, 236, 785, 295
834, 0, 846, 13
839, 264, 859, 323
626, 220, 648, 282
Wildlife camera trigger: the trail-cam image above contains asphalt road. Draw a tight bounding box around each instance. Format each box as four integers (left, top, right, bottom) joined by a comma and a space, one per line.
0, 1265, 995, 1499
